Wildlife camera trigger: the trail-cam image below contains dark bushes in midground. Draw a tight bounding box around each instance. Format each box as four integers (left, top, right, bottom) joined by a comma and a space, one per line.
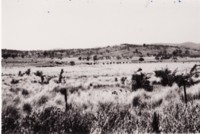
154, 68, 200, 87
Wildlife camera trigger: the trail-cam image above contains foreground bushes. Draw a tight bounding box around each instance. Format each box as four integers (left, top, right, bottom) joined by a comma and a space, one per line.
2, 106, 20, 134
2, 101, 200, 133
161, 102, 200, 133
2, 107, 94, 134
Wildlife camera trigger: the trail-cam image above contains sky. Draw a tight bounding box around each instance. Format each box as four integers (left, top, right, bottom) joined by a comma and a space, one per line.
2, 0, 200, 50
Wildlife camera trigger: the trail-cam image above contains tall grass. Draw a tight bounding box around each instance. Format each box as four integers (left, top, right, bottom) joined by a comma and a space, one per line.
2, 63, 200, 133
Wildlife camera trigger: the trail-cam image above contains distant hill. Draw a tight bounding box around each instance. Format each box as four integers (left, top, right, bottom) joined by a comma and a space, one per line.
2, 43, 200, 60
179, 42, 200, 50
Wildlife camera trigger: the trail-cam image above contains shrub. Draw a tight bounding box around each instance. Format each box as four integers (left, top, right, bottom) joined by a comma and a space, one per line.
25, 68, 31, 75
34, 71, 43, 77
154, 68, 199, 87
154, 68, 184, 87
18, 71, 24, 77
20, 107, 94, 134
121, 77, 127, 85
139, 57, 144, 62
132, 96, 141, 107
23, 103, 32, 114
154, 68, 172, 86
132, 73, 153, 92
70, 61, 75, 66
2, 101, 200, 133
22, 89, 29, 96
132, 95, 147, 109
11, 79, 19, 84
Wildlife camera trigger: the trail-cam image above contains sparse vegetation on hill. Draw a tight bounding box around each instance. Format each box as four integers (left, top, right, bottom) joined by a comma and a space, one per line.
2, 43, 200, 60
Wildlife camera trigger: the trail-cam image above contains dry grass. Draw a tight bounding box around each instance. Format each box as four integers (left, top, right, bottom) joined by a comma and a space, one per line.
2, 62, 200, 133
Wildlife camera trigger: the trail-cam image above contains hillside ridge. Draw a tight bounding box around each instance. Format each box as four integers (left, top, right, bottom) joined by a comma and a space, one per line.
2, 43, 200, 59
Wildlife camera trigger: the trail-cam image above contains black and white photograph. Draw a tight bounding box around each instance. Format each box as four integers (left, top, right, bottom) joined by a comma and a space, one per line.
1, 0, 200, 133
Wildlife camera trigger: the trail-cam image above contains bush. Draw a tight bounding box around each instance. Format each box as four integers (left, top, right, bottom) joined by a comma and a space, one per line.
154, 68, 199, 87
11, 79, 19, 84
132, 96, 141, 107
154, 68, 184, 87
69, 61, 75, 66
22, 89, 29, 96
20, 107, 94, 134
70, 61, 75, 66
121, 77, 127, 85
18, 71, 24, 77
132, 73, 153, 92
34, 71, 43, 77
139, 57, 144, 62
25, 68, 31, 75
23, 103, 32, 114
2, 102, 200, 133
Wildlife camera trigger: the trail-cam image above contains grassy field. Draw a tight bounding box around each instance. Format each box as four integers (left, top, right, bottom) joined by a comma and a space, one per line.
2, 56, 200, 68
2, 62, 200, 133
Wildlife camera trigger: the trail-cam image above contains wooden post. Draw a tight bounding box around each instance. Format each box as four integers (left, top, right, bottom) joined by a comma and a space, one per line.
59, 69, 64, 83
59, 88, 69, 111
183, 79, 188, 106
64, 89, 68, 111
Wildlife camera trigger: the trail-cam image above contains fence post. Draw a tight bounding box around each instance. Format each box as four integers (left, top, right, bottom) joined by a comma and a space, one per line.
183, 79, 188, 106
64, 89, 68, 111
59, 69, 64, 83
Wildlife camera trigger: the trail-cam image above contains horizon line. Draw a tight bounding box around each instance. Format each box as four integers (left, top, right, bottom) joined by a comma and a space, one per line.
2, 42, 200, 51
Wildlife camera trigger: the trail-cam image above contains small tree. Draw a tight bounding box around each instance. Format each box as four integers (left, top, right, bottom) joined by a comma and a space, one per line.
25, 69, 31, 75
132, 72, 153, 92
93, 55, 98, 63
86, 57, 90, 61
18, 71, 24, 77
34, 71, 44, 84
